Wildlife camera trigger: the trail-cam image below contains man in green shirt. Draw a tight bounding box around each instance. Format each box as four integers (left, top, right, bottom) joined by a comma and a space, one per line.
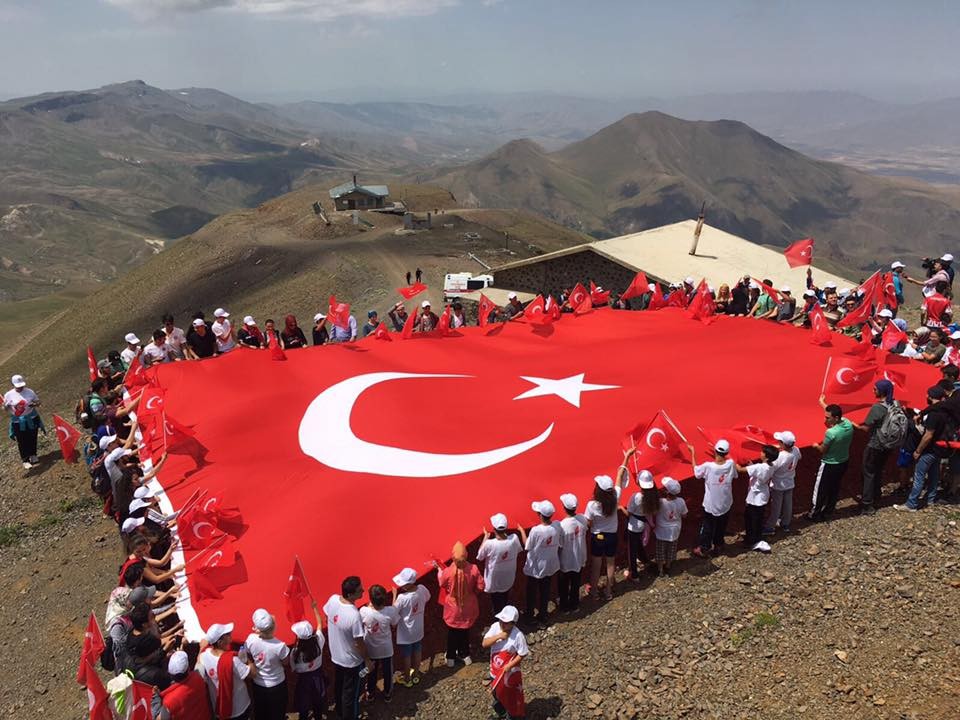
809, 400, 854, 521
751, 280, 777, 319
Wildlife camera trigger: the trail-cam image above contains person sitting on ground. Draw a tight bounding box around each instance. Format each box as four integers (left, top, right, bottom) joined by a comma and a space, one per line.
728, 277, 751, 316
921, 329, 947, 364
158, 650, 212, 720
290, 607, 326, 720
211, 308, 236, 353
361, 311, 380, 338
237, 316, 265, 349
185, 319, 217, 360
358, 584, 398, 703
751, 281, 777, 319
281, 315, 308, 349
838, 294, 863, 338
692, 439, 736, 557
121, 533, 183, 587
200, 623, 257, 720
481, 605, 529, 720
821, 291, 842, 329
504, 293, 524, 319
477, 514, 524, 616
311, 313, 329, 346
142, 329, 174, 367
436, 541, 484, 668
98, 359, 124, 390
654, 478, 687, 576
387, 303, 408, 332
245, 609, 289, 720
4, 374, 43, 469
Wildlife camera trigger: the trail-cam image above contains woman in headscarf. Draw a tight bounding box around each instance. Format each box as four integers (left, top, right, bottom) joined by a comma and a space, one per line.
280, 315, 308, 349
435, 541, 484, 667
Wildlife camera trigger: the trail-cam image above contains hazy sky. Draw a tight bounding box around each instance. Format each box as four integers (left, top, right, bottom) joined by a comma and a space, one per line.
3, 0, 960, 102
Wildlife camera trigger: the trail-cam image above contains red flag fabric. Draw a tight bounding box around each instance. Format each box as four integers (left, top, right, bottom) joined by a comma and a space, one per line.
784, 237, 815, 268
401, 304, 418, 339
138, 387, 166, 420
620, 270, 651, 301
881, 321, 908, 351
546, 296, 562, 322
328, 296, 351, 329
123, 354, 148, 390
858, 271, 884, 306
567, 283, 589, 309
697, 426, 774, 464
808, 304, 833, 346
589, 281, 610, 305
177, 502, 226, 550
128, 680, 155, 720
86, 347, 98, 383
686, 280, 716, 324
374, 322, 392, 341
53, 414, 82, 464
752, 278, 782, 302
284, 557, 311, 623
847, 330, 877, 358
268, 331, 287, 361
490, 651, 525, 718
836, 297, 874, 329
622, 410, 689, 474
882, 272, 899, 311
878, 363, 908, 390
435, 305, 453, 336
81, 660, 112, 720
523, 295, 551, 325
398, 282, 428, 300
923, 293, 951, 327
192, 545, 248, 602
478, 294, 498, 327
75, 613, 105, 684
138, 310, 940, 643
573, 292, 594, 316
823, 356, 877, 396
648, 283, 666, 310
665, 288, 688, 308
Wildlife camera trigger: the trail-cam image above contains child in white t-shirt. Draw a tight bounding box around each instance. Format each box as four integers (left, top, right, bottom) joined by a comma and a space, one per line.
245, 608, 290, 720
692, 440, 737, 557
654, 477, 688, 576
477, 513, 524, 616
522, 500, 563, 627
290, 605, 326, 720
617, 461, 659, 581
738, 445, 777, 552
557, 493, 587, 612
359, 584, 399, 701
392, 567, 431, 688
764, 431, 801, 534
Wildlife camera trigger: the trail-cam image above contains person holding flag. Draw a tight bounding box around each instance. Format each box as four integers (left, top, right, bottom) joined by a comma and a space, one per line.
159, 650, 212, 720
481, 605, 529, 720
4, 374, 44, 469
199, 623, 257, 720
691, 439, 737, 557
810, 399, 855, 522
290, 607, 327, 720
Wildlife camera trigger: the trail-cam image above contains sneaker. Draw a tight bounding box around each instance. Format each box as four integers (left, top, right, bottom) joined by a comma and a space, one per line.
752, 540, 772, 553
446, 658, 455, 668
893, 503, 917, 512
463, 656, 473, 666
22, 462, 31, 470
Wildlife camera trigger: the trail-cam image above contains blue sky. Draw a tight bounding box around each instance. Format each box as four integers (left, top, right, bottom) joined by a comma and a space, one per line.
2, 0, 959, 102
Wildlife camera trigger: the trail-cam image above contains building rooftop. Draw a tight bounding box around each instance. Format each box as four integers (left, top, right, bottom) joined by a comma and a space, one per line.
493, 220, 856, 291
329, 181, 390, 199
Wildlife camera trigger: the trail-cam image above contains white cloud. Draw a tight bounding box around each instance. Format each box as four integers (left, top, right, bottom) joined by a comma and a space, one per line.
104, 0, 460, 21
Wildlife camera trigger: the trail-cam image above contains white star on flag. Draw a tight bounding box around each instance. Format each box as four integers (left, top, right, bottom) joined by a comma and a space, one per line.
513, 373, 619, 408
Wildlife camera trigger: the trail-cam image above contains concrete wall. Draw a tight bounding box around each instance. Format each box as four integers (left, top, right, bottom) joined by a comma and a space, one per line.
493, 249, 640, 296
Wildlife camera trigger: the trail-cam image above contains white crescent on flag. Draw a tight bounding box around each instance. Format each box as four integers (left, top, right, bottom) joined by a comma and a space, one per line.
836, 368, 858, 385
645, 428, 667, 450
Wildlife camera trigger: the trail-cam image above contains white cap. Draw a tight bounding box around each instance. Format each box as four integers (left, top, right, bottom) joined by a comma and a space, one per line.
891, 261, 905, 269
128, 498, 150, 514
684, 276, 695, 285
594, 475, 614, 491
99, 434, 118, 450
637, 470, 655, 490
942, 254, 954, 262
121, 517, 145, 533
313, 313, 326, 322
392, 567, 418, 587
531, 500, 556, 517
252, 608, 274, 632
663, 477, 682, 495
877, 308, 894, 318
10, 374, 25, 388
242, 315, 256, 326
124, 333, 140, 345
134, 485, 157, 500
647, 283, 657, 292
495, 605, 519, 623
192, 318, 204, 327
167, 650, 189, 675
214, 308, 229, 318
773, 430, 796, 446
749, 281, 759, 289
205, 622, 234, 645
714, 439, 730, 454
559, 493, 578, 510
421, 300, 431, 308
839, 287, 852, 296
950, 331, 960, 340
779, 286, 791, 293
803, 289, 816, 297
291, 621, 315, 640
490, 513, 508, 530
824, 281, 837, 289
508, 292, 518, 300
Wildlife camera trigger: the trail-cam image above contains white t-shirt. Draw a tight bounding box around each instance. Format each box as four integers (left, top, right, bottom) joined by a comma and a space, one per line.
359, 605, 399, 660
654, 497, 688, 542
212, 319, 236, 352
476, 535, 523, 594
625, 491, 650, 533
559, 514, 588, 572
585, 487, 621, 534
523, 521, 563, 579
105, 447, 132, 483
695, 460, 736, 516
199, 648, 251, 716
393, 585, 430, 645
120, 346, 140, 366
164, 327, 187, 359
770, 447, 801, 491
744, 462, 774, 507
141, 341, 172, 367
483, 623, 530, 657
244, 633, 289, 688
323, 595, 364, 668
290, 633, 325, 674
3, 388, 38, 416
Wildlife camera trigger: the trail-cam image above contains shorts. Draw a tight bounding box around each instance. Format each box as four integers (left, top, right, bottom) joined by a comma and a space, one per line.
398, 640, 422, 657
655, 539, 678, 564
897, 448, 914, 468
590, 531, 618, 558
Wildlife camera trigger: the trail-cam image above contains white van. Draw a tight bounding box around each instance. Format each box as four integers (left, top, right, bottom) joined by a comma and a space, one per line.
444, 272, 493, 300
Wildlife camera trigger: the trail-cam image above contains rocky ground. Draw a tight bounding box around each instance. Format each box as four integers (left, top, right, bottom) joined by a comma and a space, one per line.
1, 433, 957, 719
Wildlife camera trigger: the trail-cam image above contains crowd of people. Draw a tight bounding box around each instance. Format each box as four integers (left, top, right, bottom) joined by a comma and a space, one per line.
4, 255, 959, 720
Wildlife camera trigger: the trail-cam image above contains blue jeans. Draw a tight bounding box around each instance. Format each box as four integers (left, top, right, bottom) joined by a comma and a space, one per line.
907, 452, 940, 509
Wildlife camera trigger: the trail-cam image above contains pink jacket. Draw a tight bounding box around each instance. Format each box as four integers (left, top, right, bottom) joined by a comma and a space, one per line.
438, 562, 485, 629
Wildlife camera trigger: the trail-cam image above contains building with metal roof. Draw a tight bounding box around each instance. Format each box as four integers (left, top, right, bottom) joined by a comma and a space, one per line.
328, 176, 390, 211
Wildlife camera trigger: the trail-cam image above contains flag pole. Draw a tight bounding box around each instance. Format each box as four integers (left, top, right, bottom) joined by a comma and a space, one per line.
294, 555, 317, 605
820, 356, 833, 397
183, 533, 227, 566
660, 409, 689, 445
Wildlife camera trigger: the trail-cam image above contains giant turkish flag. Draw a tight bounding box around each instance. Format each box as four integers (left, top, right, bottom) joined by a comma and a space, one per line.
146, 309, 937, 641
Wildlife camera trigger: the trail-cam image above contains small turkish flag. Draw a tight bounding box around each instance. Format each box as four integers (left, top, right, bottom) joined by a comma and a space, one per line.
284, 557, 312, 623
80, 659, 112, 720
478, 294, 499, 327
620, 270, 650, 301
53, 414, 82, 464
666, 289, 688, 308
568, 282, 589, 309
523, 295, 550, 324
858, 271, 884, 307
401, 304, 418, 339
138, 387, 166, 420
847, 331, 877, 358
686, 280, 716, 324
75, 613, 105, 684
374, 321, 392, 341
881, 321, 908, 351
328, 296, 351, 329
435, 305, 453, 336
752, 278, 781, 302
784, 238, 814, 268
878, 362, 907, 390
809, 304, 833, 346
574, 292, 594, 316
623, 410, 689, 474
398, 282, 428, 300
123, 354, 148, 390
882, 272, 899, 310
589, 281, 610, 305
192, 545, 248, 601
697, 425, 772, 464
648, 283, 666, 310
127, 680, 155, 720
836, 297, 874, 329
86, 347, 98, 383
823, 356, 877, 395
268, 331, 287, 361
177, 503, 225, 550
546, 295, 562, 321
